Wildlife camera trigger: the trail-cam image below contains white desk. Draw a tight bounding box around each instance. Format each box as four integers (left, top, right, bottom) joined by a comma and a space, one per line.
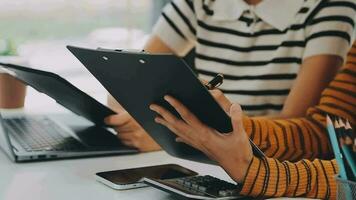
0, 148, 235, 200
1, 95, 236, 200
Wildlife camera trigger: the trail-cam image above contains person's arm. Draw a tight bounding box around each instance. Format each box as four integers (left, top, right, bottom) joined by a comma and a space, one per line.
212, 65, 356, 161
240, 156, 338, 199
248, 118, 355, 199
0, 73, 27, 109
210, 44, 356, 161
248, 47, 356, 161
272, 0, 355, 119
276, 55, 342, 119
144, 35, 175, 54
148, 46, 356, 199
149, 99, 341, 199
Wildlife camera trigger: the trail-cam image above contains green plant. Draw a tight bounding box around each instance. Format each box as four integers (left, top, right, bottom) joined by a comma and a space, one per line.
0, 39, 17, 56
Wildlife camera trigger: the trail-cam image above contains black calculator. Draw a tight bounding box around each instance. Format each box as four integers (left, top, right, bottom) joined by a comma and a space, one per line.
144, 175, 245, 200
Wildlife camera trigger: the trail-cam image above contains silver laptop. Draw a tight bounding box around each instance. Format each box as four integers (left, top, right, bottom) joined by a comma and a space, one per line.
0, 63, 137, 162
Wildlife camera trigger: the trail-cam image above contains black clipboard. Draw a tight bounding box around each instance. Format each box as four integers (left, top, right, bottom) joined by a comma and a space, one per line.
0, 62, 115, 126
67, 45, 265, 164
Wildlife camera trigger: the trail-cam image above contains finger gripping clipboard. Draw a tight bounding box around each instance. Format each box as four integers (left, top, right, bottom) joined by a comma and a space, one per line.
67, 46, 264, 164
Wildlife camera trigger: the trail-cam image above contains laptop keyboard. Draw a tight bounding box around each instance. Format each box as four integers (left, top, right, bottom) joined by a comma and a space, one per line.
3, 116, 86, 152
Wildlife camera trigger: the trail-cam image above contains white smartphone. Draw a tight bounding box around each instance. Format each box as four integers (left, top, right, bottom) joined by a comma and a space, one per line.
95, 164, 198, 190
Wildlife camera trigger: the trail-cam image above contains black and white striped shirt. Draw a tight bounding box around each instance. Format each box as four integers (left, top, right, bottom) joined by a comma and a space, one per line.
153, 0, 356, 116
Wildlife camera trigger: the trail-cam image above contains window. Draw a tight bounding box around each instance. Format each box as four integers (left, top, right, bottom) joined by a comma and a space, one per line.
0, 0, 171, 110
0, 0, 155, 53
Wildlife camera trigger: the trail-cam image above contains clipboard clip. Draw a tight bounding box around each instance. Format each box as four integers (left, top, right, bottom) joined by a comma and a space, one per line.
97, 47, 148, 54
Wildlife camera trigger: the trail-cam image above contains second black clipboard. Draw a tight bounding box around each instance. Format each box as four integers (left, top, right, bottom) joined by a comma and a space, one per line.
67, 45, 265, 164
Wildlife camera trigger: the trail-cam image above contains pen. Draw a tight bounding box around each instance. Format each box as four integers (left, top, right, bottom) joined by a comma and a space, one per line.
338, 118, 347, 139
336, 119, 356, 180
341, 120, 356, 179
334, 119, 341, 137
205, 74, 224, 90
345, 120, 354, 147
326, 115, 348, 180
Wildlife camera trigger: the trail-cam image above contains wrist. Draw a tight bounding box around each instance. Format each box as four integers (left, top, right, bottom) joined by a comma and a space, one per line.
218, 153, 253, 184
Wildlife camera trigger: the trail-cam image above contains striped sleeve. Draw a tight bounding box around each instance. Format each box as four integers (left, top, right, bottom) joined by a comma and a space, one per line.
303, 0, 356, 60
347, 43, 356, 65
152, 0, 197, 56
240, 157, 338, 199
243, 115, 334, 161
237, 44, 356, 199
244, 44, 356, 161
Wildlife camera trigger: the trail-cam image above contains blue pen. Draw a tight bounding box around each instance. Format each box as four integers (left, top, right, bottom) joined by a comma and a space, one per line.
326, 115, 348, 179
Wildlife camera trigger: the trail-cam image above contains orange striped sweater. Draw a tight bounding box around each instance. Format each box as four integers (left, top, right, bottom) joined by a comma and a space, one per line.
239, 43, 356, 199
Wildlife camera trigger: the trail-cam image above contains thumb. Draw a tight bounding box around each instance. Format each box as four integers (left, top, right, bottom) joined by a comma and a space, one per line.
230, 103, 245, 135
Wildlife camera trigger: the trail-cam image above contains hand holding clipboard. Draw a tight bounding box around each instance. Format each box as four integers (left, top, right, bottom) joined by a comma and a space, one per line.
67, 45, 265, 164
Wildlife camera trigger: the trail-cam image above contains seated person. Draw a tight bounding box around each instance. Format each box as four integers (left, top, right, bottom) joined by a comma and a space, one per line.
105, 0, 355, 152
148, 43, 356, 199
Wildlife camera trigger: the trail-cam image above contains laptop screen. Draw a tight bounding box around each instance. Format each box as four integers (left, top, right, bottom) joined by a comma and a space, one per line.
0, 114, 15, 161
